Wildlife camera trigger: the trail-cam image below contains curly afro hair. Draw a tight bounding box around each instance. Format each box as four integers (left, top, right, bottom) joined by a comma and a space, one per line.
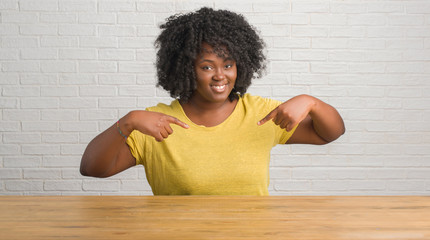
155, 7, 266, 102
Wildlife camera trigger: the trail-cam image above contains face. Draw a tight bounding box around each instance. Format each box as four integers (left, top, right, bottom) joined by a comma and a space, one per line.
192, 42, 237, 104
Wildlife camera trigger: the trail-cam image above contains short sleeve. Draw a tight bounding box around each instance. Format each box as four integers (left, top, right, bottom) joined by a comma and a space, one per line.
257, 95, 299, 145
126, 130, 147, 166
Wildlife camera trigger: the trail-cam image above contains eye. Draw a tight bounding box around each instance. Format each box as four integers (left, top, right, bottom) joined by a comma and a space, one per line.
225, 64, 233, 69
202, 66, 213, 70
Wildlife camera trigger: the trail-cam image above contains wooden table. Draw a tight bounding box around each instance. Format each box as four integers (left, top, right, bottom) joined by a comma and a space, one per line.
0, 196, 429, 239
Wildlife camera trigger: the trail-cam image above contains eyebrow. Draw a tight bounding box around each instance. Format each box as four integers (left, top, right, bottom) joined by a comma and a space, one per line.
197, 57, 234, 64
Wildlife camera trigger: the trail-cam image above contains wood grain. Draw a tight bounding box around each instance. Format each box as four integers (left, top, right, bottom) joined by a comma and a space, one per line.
0, 196, 429, 239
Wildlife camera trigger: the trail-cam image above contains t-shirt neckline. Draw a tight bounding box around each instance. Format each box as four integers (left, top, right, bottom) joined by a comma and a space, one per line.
174, 97, 242, 130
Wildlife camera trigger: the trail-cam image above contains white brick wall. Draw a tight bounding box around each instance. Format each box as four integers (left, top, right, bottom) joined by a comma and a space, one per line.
1, 0, 429, 196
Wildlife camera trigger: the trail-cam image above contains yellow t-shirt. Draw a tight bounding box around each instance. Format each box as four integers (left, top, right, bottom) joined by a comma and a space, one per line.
126, 94, 297, 195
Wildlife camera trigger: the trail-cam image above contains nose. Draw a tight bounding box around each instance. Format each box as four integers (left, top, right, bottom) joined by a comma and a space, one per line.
213, 68, 226, 81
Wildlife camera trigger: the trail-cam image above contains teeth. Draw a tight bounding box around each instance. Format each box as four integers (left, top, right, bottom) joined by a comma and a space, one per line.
211, 84, 227, 92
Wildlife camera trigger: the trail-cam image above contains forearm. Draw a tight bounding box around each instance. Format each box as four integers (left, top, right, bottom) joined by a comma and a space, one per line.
80, 113, 134, 177
309, 96, 345, 143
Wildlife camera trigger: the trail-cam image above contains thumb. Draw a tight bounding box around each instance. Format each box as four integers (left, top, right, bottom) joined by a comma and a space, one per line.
258, 107, 278, 126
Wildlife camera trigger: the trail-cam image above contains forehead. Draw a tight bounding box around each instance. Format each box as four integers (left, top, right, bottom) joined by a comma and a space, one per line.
197, 42, 231, 59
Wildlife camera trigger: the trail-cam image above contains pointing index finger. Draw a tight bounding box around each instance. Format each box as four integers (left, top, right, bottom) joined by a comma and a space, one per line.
168, 116, 189, 129
258, 107, 277, 126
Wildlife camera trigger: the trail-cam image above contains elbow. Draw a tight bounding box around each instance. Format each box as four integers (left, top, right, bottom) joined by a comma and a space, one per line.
322, 125, 346, 145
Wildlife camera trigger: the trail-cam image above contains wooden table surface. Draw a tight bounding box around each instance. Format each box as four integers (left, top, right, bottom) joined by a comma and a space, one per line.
0, 196, 429, 240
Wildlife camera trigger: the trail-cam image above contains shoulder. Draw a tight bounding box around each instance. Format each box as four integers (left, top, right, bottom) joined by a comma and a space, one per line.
146, 100, 180, 115
241, 93, 282, 109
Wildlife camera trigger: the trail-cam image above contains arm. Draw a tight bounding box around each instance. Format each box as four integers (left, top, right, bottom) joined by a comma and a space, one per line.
80, 110, 189, 178
258, 94, 345, 145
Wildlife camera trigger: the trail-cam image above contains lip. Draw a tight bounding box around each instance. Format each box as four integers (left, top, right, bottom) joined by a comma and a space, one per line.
210, 83, 228, 93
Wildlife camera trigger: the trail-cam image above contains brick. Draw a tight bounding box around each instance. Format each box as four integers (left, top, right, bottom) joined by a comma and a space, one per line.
292, 26, 328, 37
310, 14, 347, 25
61, 144, 86, 155
20, 25, 58, 35
20, 49, 57, 60
136, 50, 156, 63
99, 97, 136, 108
21, 97, 59, 109
59, 0, 96, 12
274, 37, 311, 48
44, 180, 82, 191
24, 169, 61, 179
330, 2, 366, 13
386, 181, 425, 191
272, 14, 308, 25
406, 3, 430, 13
117, 13, 153, 24
368, 2, 404, 13
119, 86, 154, 97
3, 156, 41, 168
41, 13, 76, 23
292, 50, 326, 61
311, 63, 347, 73
41, 86, 78, 97
2, 61, 40, 72
292, 1, 328, 13
98, 49, 135, 60
41, 61, 76, 73
0, 49, 18, 60
3, 133, 41, 144
2, 37, 38, 48
59, 73, 97, 85
2, 86, 39, 97
5, 180, 43, 191
347, 181, 385, 191
259, 25, 289, 37
312, 38, 348, 49
98, 26, 136, 37
329, 27, 366, 37
98, 0, 136, 12
119, 37, 153, 48
2, 12, 38, 23
79, 61, 117, 73
59, 49, 97, 60
22, 121, 58, 132
42, 133, 79, 144
60, 97, 97, 109
83, 180, 120, 191
271, 61, 309, 73
0, 98, 18, 109
43, 156, 81, 167
19, 0, 58, 11
79, 37, 117, 48
41, 36, 78, 47
121, 180, 151, 191
0, 0, 18, 10
274, 180, 311, 191
60, 122, 97, 132
78, 13, 115, 24
99, 74, 136, 85
59, 24, 95, 36
20, 73, 58, 85
41, 109, 79, 121
79, 86, 116, 96
0, 169, 22, 179
22, 145, 60, 155
118, 62, 154, 73
0, 24, 19, 35
79, 109, 117, 120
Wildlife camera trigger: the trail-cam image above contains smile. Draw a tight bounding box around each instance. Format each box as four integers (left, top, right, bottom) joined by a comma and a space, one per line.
211, 84, 227, 93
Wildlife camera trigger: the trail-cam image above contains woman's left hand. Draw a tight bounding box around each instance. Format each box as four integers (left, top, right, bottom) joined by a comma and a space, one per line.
258, 94, 315, 131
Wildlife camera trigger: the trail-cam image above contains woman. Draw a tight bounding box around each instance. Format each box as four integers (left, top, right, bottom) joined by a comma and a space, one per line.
80, 7, 345, 195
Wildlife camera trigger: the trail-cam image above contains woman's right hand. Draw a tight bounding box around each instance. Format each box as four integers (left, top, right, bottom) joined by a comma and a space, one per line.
126, 110, 189, 142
